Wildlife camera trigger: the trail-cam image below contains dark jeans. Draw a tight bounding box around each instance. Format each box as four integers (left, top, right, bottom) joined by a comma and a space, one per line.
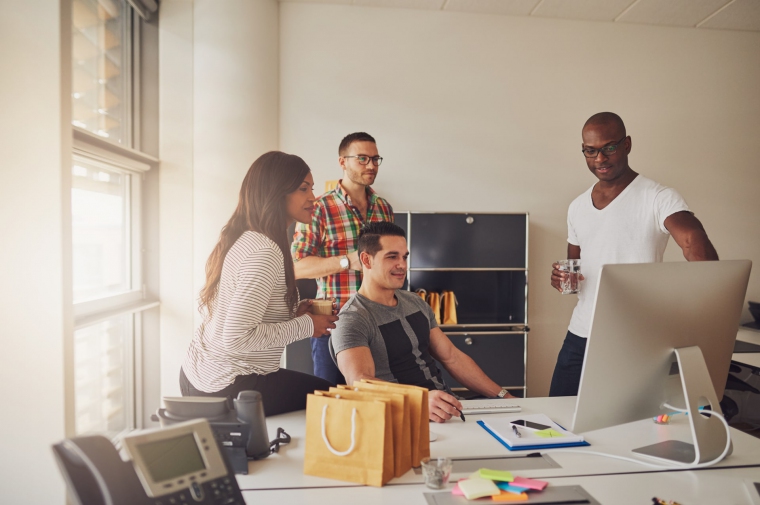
549, 331, 587, 397
180, 367, 334, 417
311, 334, 345, 385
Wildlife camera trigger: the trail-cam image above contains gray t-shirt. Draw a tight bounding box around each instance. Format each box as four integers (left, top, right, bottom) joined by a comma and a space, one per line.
329, 290, 449, 391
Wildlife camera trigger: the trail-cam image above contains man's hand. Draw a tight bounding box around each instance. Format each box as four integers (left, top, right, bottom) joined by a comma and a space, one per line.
550, 262, 584, 292
429, 390, 463, 423
550, 262, 564, 292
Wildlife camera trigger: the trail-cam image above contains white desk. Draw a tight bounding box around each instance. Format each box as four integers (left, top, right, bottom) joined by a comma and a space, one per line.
734, 328, 760, 369
241, 467, 760, 505
237, 396, 760, 491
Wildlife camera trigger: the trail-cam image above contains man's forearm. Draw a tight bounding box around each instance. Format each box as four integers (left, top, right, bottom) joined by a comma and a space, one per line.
442, 352, 501, 398
294, 255, 344, 279
344, 370, 377, 387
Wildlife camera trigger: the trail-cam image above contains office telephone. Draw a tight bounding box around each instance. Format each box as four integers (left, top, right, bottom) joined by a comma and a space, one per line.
53, 418, 246, 505
153, 390, 281, 475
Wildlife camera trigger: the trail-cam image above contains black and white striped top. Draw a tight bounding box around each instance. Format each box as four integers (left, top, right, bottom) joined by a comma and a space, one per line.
183, 231, 314, 393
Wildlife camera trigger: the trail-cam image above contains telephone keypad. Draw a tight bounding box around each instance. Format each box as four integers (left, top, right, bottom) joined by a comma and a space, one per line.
155, 477, 244, 505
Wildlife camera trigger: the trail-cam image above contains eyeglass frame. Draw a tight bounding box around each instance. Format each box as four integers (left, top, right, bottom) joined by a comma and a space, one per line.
342, 155, 383, 166
581, 135, 629, 158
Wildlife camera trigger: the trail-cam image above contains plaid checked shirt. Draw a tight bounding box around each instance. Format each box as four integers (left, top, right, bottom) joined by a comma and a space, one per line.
291, 181, 394, 309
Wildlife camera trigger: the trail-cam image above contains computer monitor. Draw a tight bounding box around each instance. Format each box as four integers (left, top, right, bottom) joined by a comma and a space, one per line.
571, 260, 751, 463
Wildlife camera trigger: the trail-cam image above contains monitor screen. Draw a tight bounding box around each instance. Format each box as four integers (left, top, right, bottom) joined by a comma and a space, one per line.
136, 433, 206, 483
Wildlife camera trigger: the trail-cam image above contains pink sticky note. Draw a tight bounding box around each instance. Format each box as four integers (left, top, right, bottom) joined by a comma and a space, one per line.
512, 476, 548, 491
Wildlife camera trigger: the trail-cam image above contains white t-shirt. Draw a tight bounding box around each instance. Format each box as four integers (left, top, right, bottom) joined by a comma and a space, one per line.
567, 175, 690, 338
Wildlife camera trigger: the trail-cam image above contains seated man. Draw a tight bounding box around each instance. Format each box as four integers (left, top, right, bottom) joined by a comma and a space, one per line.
329, 221, 513, 423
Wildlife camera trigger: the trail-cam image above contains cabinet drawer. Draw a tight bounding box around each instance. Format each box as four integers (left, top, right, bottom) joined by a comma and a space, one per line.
440, 332, 525, 389
410, 213, 527, 269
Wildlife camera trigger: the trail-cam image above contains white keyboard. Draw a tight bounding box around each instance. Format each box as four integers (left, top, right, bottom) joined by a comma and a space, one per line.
459, 399, 522, 415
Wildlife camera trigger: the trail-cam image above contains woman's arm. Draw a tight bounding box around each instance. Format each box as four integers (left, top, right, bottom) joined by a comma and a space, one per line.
221, 246, 314, 352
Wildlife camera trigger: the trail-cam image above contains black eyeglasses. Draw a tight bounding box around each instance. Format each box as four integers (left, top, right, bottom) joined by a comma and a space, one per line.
581, 136, 628, 158
343, 155, 383, 166
269, 427, 291, 454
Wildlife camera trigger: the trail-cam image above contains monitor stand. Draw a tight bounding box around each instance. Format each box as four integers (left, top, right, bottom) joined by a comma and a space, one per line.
632, 346, 732, 465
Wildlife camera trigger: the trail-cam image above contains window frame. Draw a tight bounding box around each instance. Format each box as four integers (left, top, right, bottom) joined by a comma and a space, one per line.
68, 1, 159, 438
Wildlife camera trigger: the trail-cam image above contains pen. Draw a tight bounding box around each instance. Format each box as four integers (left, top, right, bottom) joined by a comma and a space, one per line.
512, 425, 521, 438
456, 407, 466, 422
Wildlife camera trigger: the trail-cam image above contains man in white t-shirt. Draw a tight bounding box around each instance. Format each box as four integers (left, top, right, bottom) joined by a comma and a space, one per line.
548, 112, 719, 397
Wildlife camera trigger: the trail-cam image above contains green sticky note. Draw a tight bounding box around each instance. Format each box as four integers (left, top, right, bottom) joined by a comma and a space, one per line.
478, 468, 514, 482
534, 429, 564, 438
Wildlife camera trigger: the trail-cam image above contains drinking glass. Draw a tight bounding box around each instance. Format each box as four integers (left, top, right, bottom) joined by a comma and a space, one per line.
557, 259, 581, 294
420, 457, 452, 489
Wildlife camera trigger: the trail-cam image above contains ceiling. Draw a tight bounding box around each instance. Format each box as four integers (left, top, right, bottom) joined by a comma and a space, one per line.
280, 0, 760, 32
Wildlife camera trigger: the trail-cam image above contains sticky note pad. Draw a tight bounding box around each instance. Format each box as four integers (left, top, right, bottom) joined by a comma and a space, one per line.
492, 491, 528, 502
512, 476, 548, 491
534, 428, 564, 438
451, 481, 468, 496
478, 468, 514, 482
457, 477, 501, 500
496, 482, 530, 494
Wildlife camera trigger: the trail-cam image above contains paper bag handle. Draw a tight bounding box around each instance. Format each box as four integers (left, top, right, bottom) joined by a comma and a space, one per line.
321, 405, 356, 456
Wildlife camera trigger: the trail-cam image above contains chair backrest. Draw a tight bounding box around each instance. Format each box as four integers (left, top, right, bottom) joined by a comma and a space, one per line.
52, 439, 108, 505
52, 435, 151, 505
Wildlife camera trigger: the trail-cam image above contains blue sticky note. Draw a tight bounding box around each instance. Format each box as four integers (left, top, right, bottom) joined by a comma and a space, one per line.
496, 482, 531, 494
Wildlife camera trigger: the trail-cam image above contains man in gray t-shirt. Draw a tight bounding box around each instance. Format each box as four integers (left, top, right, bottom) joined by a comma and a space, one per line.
329, 221, 511, 423
330, 290, 450, 392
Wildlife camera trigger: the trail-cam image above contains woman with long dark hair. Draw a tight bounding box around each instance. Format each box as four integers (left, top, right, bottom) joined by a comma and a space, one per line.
180, 151, 338, 416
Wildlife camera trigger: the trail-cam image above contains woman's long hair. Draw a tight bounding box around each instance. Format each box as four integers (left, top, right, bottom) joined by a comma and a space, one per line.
199, 151, 310, 316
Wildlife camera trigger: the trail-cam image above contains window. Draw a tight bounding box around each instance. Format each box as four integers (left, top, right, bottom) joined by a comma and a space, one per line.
74, 314, 134, 436
72, 0, 131, 143
72, 160, 132, 302
71, 145, 150, 437
69, 0, 157, 438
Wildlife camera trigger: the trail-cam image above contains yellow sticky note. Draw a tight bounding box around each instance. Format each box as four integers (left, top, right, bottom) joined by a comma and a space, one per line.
478, 468, 514, 482
534, 428, 564, 438
457, 478, 501, 500
492, 490, 528, 502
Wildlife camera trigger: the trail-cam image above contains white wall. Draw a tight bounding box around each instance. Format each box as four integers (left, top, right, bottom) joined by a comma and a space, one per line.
159, 0, 280, 396
0, 1, 72, 501
279, 3, 760, 396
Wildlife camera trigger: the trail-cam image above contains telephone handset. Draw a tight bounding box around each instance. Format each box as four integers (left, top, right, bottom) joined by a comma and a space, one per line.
53, 419, 246, 505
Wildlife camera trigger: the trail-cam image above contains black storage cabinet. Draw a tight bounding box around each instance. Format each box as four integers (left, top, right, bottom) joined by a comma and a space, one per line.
403, 212, 529, 396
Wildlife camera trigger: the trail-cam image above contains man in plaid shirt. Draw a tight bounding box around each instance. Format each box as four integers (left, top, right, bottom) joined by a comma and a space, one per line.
292, 132, 394, 384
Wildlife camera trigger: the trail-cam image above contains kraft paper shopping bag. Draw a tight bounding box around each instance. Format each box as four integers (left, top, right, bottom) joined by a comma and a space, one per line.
441, 290, 458, 325
426, 291, 442, 325
303, 393, 393, 487
354, 380, 430, 466
331, 386, 411, 477
316, 391, 395, 479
